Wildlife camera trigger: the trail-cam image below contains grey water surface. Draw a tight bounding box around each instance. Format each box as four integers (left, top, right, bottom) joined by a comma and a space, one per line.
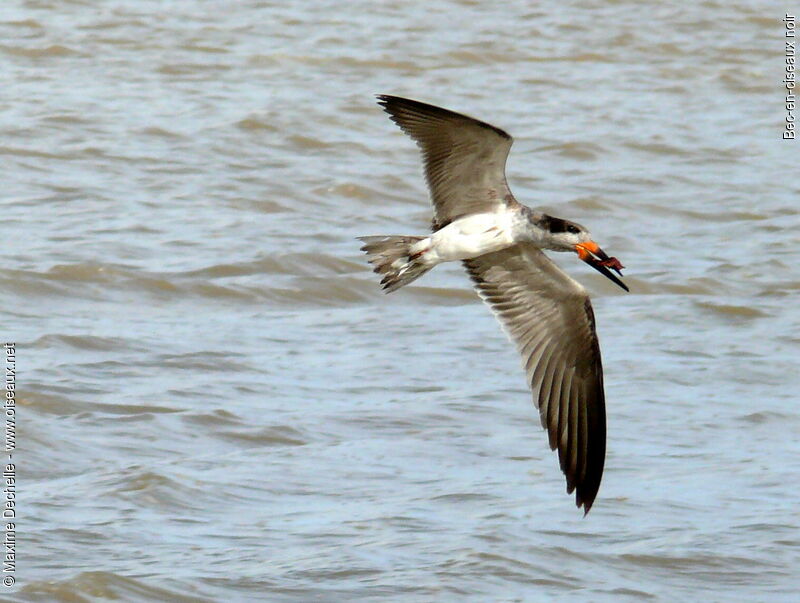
3, 0, 799, 601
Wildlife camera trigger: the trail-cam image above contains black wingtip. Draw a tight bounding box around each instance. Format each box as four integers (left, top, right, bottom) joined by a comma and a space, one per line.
375, 94, 421, 114
374, 94, 513, 141
375, 94, 398, 110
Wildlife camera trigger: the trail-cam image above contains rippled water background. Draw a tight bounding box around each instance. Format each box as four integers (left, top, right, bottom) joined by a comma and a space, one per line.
3, 0, 799, 600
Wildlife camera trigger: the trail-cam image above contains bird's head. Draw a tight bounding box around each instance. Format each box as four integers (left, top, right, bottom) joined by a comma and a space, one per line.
540, 215, 629, 292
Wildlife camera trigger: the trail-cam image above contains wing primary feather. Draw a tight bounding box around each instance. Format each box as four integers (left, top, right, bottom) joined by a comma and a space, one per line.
532, 343, 556, 432
557, 366, 573, 476
566, 377, 580, 483
544, 351, 565, 452
376, 94, 512, 140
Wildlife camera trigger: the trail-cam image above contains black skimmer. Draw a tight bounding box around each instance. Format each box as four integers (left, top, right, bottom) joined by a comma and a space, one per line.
358, 95, 628, 513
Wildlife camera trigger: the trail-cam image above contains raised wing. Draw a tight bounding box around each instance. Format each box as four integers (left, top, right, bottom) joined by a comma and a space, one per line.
377, 95, 519, 230
463, 243, 607, 513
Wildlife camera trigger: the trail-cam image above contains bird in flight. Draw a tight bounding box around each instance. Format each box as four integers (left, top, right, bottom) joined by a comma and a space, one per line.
358, 95, 628, 514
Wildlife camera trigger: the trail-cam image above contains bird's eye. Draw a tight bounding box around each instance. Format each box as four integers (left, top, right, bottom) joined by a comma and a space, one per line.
567, 225, 580, 234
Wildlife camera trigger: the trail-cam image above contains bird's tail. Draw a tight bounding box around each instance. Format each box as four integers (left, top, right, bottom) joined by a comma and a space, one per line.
357, 235, 433, 293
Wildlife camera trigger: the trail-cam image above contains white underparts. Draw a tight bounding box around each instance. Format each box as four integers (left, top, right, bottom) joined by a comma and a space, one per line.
415, 211, 517, 265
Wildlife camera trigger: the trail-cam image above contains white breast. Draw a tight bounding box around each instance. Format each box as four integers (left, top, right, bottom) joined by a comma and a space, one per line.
422, 211, 517, 263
